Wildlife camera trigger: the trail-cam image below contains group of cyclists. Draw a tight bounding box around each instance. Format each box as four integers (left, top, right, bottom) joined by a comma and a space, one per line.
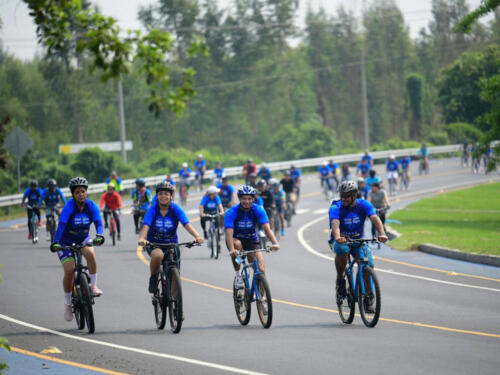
461, 142, 494, 174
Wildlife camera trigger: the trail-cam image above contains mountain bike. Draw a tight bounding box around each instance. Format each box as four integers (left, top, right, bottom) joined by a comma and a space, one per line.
26, 204, 39, 244
60, 240, 102, 334
399, 170, 409, 191
233, 247, 274, 329
133, 204, 146, 234
204, 214, 221, 259
179, 180, 190, 206
285, 194, 293, 227
336, 238, 381, 328
271, 207, 281, 241
44, 205, 58, 243
147, 241, 200, 333
103, 208, 119, 246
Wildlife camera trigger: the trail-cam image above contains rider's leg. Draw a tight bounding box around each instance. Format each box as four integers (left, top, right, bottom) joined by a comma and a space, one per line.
103, 210, 109, 228
113, 211, 121, 235
229, 239, 243, 272
200, 216, 208, 238
133, 211, 139, 231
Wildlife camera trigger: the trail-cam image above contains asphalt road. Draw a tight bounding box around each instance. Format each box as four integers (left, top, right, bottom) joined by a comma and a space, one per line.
1, 157, 499, 375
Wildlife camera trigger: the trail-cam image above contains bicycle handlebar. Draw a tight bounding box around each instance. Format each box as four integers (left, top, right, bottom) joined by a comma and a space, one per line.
344, 237, 380, 244
146, 241, 201, 249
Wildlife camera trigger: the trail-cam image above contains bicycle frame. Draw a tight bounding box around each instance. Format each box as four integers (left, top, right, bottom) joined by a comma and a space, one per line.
344, 242, 376, 302
236, 248, 269, 303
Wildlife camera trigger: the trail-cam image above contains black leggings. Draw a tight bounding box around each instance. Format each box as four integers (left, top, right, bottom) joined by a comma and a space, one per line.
104, 210, 121, 234
201, 216, 219, 232
371, 212, 386, 237
133, 209, 146, 229
27, 207, 41, 230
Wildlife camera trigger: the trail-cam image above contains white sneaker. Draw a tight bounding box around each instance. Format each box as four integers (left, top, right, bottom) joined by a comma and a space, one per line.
91, 285, 103, 297
234, 275, 244, 289
64, 304, 73, 322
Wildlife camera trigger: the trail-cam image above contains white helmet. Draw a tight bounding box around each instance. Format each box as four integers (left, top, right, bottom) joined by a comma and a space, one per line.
198, 154, 203, 158
207, 186, 219, 194
182, 162, 188, 168
322, 161, 327, 166
261, 162, 266, 167
389, 154, 395, 160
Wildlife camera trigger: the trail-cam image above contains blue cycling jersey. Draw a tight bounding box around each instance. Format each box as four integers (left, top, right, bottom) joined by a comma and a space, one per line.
257, 167, 272, 181
329, 199, 375, 238
362, 155, 373, 166
386, 160, 399, 171
179, 168, 191, 178
42, 188, 66, 207
213, 168, 224, 179
23, 187, 43, 206
399, 157, 411, 170
255, 196, 264, 206
200, 195, 222, 214
143, 202, 189, 244
224, 203, 269, 242
54, 198, 103, 245
163, 178, 176, 186
328, 163, 339, 174
290, 169, 301, 181
132, 188, 152, 210
194, 160, 206, 173
217, 184, 234, 205
357, 162, 370, 174
319, 166, 329, 176
365, 176, 381, 188
272, 188, 284, 204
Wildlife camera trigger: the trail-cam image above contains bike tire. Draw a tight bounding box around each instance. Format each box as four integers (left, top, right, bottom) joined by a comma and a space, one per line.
80, 273, 95, 333
357, 266, 381, 328
154, 273, 167, 330
286, 204, 292, 227
255, 275, 273, 328
33, 219, 38, 244
209, 227, 215, 259
73, 283, 85, 330
49, 217, 56, 243
111, 220, 116, 246
167, 268, 183, 333
234, 278, 251, 326
273, 213, 280, 240
215, 227, 220, 260
337, 271, 355, 324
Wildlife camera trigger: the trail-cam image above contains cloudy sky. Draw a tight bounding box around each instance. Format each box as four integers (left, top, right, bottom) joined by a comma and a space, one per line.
0, 0, 486, 60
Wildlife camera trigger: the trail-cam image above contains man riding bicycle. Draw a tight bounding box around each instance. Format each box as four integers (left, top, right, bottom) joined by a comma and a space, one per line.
138, 182, 204, 294
22, 180, 43, 240
257, 163, 272, 182
356, 159, 370, 179
280, 171, 296, 216
194, 154, 206, 191
105, 171, 123, 195
257, 179, 275, 233
178, 162, 192, 197
213, 162, 224, 186
269, 179, 286, 237
224, 186, 279, 290
99, 185, 123, 240
132, 178, 152, 234
199, 186, 224, 240
330, 181, 387, 313
365, 170, 381, 190
42, 179, 67, 235
218, 175, 235, 210
290, 165, 301, 210
362, 150, 373, 167
242, 158, 257, 185
367, 182, 390, 238
50, 177, 105, 321
399, 156, 411, 189
418, 143, 429, 173
386, 154, 399, 194
319, 161, 331, 191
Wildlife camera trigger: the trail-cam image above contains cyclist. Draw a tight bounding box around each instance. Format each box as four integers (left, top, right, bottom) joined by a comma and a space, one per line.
356, 177, 368, 199
290, 165, 301, 210
99, 185, 123, 239
164, 174, 176, 187
270, 179, 286, 236
248, 172, 258, 188
356, 158, 370, 179
257, 163, 272, 182
194, 154, 206, 191
367, 182, 390, 238
132, 178, 152, 234
178, 162, 192, 198
224, 186, 279, 290
280, 171, 296, 219
138, 182, 204, 293
461, 141, 469, 167
399, 156, 411, 190
257, 179, 275, 232
386, 154, 399, 195
327, 160, 340, 189
50, 177, 105, 321
213, 162, 224, 186
242, 158, 257, 185
104, 171, 123, 195
361, 150, 373, 167
42, 178, 66, 226
218, 175, 235, 210
329, 181, 387, 313
341, 163, 352, 182
418, 143, 430, 173
199, 186, 224, 240
319, 161, 331, 191
365, 169, 382, 190
22, 179, 43, 240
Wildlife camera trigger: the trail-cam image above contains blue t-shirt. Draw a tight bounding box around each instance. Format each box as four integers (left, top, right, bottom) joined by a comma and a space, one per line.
143, 202, 189, 244
386, 160, 399, 171
132, 188, 152, 210
23, 187, 43, 206
365, 176, 381, 188
42, 188, 66, 207
179, 168, 191, 179
272, 188, 284, 205
329, 199, 375, 239
357, 162, 370, 174
290, 169, 301, 181
163, 178, 176, 186
217, 184, 235, 205
224, 203, 269, 242
257, 167, 272, 182
399, 157, 411, 170
319, 166, 329, 176
194, 160, 206, 174
54, 198, 103, 245
200, 195, 222, 214
362, 155, 373, 166
213, 168, 224, 179
328, 163, 339, 174
255, 196, 264, 206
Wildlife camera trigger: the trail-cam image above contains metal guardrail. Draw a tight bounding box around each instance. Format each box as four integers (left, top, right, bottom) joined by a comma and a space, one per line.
0, 143, 469, 208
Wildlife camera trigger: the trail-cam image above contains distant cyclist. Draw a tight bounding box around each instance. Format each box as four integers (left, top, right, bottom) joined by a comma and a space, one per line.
365, 170, 382, 190
361, 150, 373, 167
178, 162, 192, 196
224, 186, 279, 290
270, 179, 286, 236
99, 185, 123, 240
213, 162, 224, 186
242, 158, 257, 185
199, 186, 224, 240
42, 178, 66, 219
105, 171, 123, 195
386, 154, 399, 195
356, 177, 368, 199
257, 163, 272, 182
356, 159, 370, 179
418, 143, 430, 174
280, 171, 296, 215
257, 179, 275, 231
132, 178, 152, 234
329, 181, 387, 313
194, 154, 206, 191
138, 182, 203, 294
341, 163, 352, 182
319, 161, 331, 191
50, 177, 105, 321
164, 174, 176, 187
290, 165, 301, 209
22, 179, 43, 240
327, 160, 340, 188
218, 176, 235, 210
399, 156, 411, 190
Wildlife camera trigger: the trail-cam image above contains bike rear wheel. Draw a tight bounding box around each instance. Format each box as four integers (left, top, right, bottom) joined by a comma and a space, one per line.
255, 275, 273, 328
209, 225, 215, 259
72, 282, 85, 330
337, 271, 355, 324
234, 278, 251, 325
153, 273, 167, 330
273, 213, 280, 240
167, 268, 183, 333
285, 203, 292, 227
80, 273, 95, 333
357, 266, 381, 328
215, 226, 220, 259
110, 219, 116, 246
31, 216, 38, 244
48, 216, 56, 243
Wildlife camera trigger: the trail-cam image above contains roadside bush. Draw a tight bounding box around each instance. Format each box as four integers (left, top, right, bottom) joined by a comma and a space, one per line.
426, 131, 450, 145
442, 122, 483, 143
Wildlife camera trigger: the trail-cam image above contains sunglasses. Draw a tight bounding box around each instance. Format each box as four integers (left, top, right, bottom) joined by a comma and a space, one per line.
340, 193, 354, 199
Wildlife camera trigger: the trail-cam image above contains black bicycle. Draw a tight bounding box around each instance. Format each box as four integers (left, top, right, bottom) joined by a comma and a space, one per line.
284, 195, 293, 227
204, 214, 221, 259
336, 238, 381, 328
134, 204, 147, 235
44, 205, 58, 243
26, 204, 39, 244
147, 241, 200, 333
60, 240, 102, 334
271, 207, 281, 241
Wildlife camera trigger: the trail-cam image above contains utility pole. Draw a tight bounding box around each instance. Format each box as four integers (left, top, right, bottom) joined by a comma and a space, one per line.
360, 0, 370, 149
117, 80, 127, 162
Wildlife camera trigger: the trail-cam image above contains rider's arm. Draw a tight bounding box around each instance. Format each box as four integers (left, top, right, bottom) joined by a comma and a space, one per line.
21, 188, 28, 205
217, 204, 224, 215
99, 193, 106, 210
138, 225, 150, 245
225, 228, 236, 254
58, 188, 67, 204
383, 191, 390, 208
199, 195, 207, 216
331, 219, 342, 242
199, 204, 205, 217
90, 201, 104, 236
139, 206, 155, 245
262, 223, 279, 248
184, 223, 203, 243
53, 203, 72, 243
369, 214, 386, 237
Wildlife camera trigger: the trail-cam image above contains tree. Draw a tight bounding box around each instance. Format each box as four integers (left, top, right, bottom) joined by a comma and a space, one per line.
406, 73, 423, 139
456, 0, 500, 32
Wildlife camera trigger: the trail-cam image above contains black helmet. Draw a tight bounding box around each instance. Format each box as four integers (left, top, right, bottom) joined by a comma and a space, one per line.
69, 177, 88, 193
339, 180, 358, 195
257, 179, 267, 188
30, 179, 38, 188
135, 178, 146, 186
48, 179, 57, 188
156, 181, 175, 194
369, 169, 376, 178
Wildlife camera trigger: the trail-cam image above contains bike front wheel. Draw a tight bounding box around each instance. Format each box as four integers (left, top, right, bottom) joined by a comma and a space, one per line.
234, 279, 251, 326
337, 272, 355, 324
168, 268, 183, 333
72, 283, 85, 330
357, 266, 381, 328
153, 274, 167, 330
80, 273, 95, 333
255, 275, 273, 329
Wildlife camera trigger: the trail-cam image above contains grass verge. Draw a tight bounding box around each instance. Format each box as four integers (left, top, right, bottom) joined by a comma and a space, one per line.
388, 182, 500, 256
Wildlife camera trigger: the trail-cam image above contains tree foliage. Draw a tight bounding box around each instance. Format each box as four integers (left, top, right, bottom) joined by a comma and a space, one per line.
456, 0, 500, 32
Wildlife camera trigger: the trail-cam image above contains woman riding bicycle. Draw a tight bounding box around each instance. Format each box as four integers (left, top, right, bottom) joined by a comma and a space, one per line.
138, 182, 203, 294
367, 182, 390, 238
50, 177, 105, 322
99, 185, 123, 240
199, 186, 224, 240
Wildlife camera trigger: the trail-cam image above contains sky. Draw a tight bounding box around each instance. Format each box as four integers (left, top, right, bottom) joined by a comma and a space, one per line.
0, 0, 487, 60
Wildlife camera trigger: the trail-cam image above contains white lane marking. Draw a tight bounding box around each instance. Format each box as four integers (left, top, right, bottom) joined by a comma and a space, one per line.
297, 216, 500, 293
295, 208, 310, 214
0, 314, 269, 375
313, 209, 328, 214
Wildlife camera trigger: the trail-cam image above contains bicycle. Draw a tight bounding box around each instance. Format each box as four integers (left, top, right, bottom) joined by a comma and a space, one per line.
233, 247, 273, 329
271, 207, 281, 241
461, 151, 469, 168
321, 177, 331, 201
133, 204, 147, 234
179, 180, 189, 206
418, 158, 429, 175
336, 238, 381, 328
103, 208, 119, 246
44, 205, 58, 243
204, 214, 221, 259
26, 204, 39, 244
284, 194, 293, 227
471, 156, 480, 174
399, 170, 409, 191
147, 241, 200, 333
60, 240, 102, 334
387, 176, 397, 197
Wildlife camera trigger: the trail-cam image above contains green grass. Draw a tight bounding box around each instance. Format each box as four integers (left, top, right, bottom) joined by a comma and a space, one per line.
388, 182, 500, 256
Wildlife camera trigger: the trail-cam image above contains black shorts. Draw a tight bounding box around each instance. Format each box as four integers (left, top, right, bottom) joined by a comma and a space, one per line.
235, 239, 260, 251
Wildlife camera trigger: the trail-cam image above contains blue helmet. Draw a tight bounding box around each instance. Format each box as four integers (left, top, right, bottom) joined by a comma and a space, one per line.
237, 185, 256, 197
135, 178, 146, 186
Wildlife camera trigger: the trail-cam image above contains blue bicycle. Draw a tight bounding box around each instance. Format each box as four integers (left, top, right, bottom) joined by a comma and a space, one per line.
336, 238, 381, 327
234, 247, 273, 328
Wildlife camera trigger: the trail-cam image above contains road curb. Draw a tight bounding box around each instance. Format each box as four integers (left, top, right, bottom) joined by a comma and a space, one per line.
417, 243, 500, 267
